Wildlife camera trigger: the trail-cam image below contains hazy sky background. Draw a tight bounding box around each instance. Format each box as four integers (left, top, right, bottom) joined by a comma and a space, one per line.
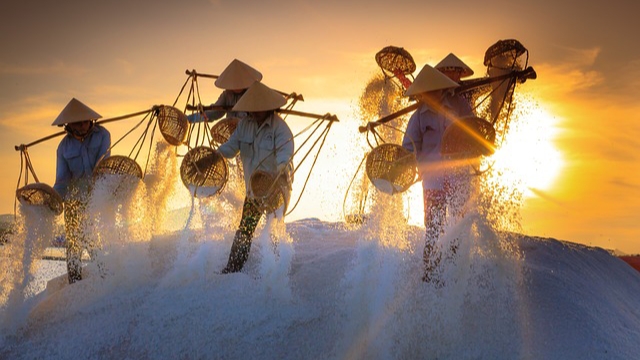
1, 0, 639, 253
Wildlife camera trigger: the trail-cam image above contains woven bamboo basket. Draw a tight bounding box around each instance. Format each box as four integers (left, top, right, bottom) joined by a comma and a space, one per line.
210, 117, 239, 146
441, 116, 496, 158
157, 105, 189, 146
93, 155, 143, 179
375, 46, 416, 75
250, 170, 286, 214
16, 183, 64, 215
483, 39, 528, 70
180, 146, 228, 197
365, 144, 418, 195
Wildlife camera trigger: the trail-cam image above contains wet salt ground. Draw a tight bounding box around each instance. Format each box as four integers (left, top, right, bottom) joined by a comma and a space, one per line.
1, 217, 640, 359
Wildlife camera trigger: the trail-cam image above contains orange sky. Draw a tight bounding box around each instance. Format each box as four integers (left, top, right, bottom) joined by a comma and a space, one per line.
1, 0, 639, 253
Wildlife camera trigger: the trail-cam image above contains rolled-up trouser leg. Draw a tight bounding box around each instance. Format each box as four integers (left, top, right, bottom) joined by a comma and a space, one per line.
222, 198, 262, 273
65, 199, 85, 283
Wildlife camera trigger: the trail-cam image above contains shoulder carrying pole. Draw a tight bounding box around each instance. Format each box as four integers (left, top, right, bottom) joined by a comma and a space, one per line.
278, 109, 339, 122
14, 107, 155, 152
358, 66, 536, 133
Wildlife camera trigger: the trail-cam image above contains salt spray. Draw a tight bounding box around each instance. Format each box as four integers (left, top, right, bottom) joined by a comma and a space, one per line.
337, 72, 527, 359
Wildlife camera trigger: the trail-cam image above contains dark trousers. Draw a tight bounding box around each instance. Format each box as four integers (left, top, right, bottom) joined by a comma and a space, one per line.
423, 189, 447, 282
222, 197, 263, 273
423, 189, 447, 253
64, 199, 86, 283
65, 195, 103, 283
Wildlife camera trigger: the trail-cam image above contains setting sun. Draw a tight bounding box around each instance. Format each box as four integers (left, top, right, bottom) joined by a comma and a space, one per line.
404, 95, 563, 226
486, 96, 563, 197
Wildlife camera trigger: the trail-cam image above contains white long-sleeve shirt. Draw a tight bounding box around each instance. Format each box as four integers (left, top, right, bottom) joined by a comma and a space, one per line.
218, 112, 294, 201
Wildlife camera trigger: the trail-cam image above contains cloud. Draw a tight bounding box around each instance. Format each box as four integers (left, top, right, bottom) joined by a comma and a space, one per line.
534, 45, 640, 108
0, 84, 155, 129
0, 61, 88, 76
599, 133, 640, 162
529, 45, 605, 98
114, 58, 135, 76
528, 187, 567, 207
0, 104, 60, 135
554, 45, 601, 67
618, 58, 640, 97
610, 177, 640, 192
534, 66, 603, 96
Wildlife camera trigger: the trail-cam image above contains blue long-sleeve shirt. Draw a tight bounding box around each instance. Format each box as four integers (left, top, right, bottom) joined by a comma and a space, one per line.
53, 124, 111, 198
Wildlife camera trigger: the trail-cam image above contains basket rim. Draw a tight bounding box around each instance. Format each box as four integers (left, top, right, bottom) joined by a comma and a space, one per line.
94, 155, 144, 179
365, 144, 418, 194
249, 170, 286, 212
16, 182, 64, 215
157, 105, 189, 146
180, 146, 229, 197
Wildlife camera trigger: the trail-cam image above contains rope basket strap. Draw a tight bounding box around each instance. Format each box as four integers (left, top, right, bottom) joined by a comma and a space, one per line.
157, 105, 189, 146
210, 117, 239, 146
16, 183, 64, 215
180, 146, 228, 197
93, 155, 144, 179
365, 143, 418, 195
250, 170, 287, 214
375, 46, 416, 76
441, 116, 496, 158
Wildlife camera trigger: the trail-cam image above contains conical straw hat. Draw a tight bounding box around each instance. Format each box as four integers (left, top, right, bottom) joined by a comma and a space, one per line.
404, 64, 460, 97
232, 82, 286, 112
435, 53, 474, 78
52, 98, 102, 126
214, 59, 263, 90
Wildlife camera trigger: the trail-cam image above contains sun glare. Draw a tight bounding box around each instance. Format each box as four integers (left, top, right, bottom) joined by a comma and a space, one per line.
405, 96, 563, 226
489, 97, 563, 197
